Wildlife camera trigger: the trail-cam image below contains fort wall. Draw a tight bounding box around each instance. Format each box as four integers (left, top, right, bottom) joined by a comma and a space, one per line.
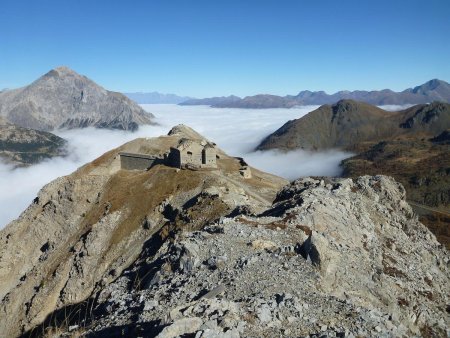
119, 152, 163, 170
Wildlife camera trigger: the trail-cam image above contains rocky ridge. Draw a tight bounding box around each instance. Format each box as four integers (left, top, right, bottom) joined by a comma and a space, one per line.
0, 67, 155, 131
26, 176, 449, 338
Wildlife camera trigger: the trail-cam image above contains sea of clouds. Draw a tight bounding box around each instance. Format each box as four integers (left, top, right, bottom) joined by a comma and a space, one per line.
2, 104, 413, 228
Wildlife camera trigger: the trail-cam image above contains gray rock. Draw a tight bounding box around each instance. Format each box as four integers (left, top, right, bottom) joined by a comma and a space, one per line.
256, 303, 272, 323
156, 317, 203, 338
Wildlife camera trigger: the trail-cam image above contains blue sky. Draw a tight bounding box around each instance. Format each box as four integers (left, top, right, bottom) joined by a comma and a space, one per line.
1, 0, 449, 97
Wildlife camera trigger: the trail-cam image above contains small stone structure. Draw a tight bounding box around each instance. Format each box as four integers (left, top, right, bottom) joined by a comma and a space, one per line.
119, 152, 163, 170
239, 166, 252, 179
119, 138, 218, 171
168, 138, 217, 169
235, 157, 252, 179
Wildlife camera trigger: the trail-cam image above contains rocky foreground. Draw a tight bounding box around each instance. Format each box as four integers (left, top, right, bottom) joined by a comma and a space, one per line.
0, 127, 448, 337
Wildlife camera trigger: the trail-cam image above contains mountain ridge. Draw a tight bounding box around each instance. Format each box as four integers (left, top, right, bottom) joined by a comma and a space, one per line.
179, 79, 450, 108
179, 95, 241, 106
257, 100, 450, 151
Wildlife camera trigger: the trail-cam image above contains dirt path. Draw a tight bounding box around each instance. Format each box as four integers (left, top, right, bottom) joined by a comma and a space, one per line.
408, 201, 450, 217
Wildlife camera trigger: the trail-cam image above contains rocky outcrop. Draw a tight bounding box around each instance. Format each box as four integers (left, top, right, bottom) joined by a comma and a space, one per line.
23, 176, 449, 337
257, 100, 450, 250
342, 135, 450, 249
0, 67, 155, 131
0, 120, 67, 166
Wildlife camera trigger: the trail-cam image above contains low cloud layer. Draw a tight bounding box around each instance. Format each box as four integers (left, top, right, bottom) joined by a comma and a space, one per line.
378, 104, 415, 112
1, 104, 356, 228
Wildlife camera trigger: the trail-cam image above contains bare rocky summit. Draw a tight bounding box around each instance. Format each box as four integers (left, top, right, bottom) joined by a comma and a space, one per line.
0, 127, 448, 337
0, 67, 156, 131
0, 119, 67, 166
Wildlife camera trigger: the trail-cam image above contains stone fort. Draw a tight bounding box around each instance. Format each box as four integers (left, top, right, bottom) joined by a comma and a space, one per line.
119, 138, 218, 171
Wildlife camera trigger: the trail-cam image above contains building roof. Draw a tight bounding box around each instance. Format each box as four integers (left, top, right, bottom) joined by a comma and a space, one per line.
175, 138, 215, 152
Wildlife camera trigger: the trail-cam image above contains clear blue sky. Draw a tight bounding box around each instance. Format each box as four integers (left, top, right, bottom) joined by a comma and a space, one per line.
1, 0, 449, 97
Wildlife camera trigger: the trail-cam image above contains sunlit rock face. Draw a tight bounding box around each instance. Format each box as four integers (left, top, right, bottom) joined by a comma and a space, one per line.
0, 66, 156, 132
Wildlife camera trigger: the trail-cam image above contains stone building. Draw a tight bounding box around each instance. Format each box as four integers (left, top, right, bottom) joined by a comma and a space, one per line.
239, 166, 252, 179
168, 138, 217, 169
119, 138, 217, 171
201, 143, 216, 167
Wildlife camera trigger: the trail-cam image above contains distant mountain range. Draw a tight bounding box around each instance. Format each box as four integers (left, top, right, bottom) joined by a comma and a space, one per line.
179, 95, 241, 106
0, 67, 156, 131
124, 92, 194, 104
179, 79, 450, 108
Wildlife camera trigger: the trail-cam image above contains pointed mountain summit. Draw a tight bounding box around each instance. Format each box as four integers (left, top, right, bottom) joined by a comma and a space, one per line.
405, 79, 450, 100
0, 67, 156, 131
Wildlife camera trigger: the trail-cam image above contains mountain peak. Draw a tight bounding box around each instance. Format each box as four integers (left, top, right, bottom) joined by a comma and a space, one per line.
411, 78, 449, 94
44, 66, 79, 78
424, 78, 446, 87
0, 68, 155, 131
54, 65, 76, 74
333, 99, 362, 111
167, 124, 205, 140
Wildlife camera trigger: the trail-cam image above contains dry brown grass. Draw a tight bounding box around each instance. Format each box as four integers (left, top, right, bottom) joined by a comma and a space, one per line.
235, 216, 287, 230
295, 224, 312, 236
102, 166, 204, 246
